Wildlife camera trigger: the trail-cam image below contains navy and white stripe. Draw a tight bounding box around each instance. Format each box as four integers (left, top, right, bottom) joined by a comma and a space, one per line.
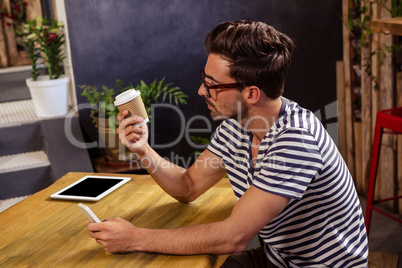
208, 97, 368, 267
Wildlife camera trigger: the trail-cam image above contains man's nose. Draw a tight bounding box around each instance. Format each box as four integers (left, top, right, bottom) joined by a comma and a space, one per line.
198, 84, 207, 97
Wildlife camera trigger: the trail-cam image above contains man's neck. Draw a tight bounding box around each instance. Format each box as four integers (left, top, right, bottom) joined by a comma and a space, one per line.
242, 97, 282, 142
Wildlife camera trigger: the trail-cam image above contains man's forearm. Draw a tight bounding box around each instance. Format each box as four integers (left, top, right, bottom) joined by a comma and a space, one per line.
138, 144, 194, 203
133, 220, 246, 255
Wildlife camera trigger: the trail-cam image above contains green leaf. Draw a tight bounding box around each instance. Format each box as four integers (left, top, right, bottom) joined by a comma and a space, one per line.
80, 78, 187, 123
156, 78, 164, 90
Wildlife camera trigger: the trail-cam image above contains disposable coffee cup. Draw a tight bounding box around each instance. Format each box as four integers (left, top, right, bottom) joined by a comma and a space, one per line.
114, 89, 149, 126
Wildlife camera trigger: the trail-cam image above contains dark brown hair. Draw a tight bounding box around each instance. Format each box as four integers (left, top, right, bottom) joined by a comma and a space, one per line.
204, 20, 294, 99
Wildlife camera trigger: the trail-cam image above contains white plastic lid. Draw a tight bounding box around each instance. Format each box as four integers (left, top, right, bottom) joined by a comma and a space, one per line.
114, 89, 141, 106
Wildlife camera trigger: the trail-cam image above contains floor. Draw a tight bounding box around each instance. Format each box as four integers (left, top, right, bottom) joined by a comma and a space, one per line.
360, 196, 402, 268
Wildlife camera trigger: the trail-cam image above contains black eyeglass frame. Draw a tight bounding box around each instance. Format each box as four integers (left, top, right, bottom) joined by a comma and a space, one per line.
200, 69, 242, 98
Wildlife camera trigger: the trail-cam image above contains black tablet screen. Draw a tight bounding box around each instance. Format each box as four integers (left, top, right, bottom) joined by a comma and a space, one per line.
58, 177, 124, 197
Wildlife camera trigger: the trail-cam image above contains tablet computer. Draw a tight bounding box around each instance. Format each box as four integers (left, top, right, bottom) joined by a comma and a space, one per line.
50, 175, 131, 202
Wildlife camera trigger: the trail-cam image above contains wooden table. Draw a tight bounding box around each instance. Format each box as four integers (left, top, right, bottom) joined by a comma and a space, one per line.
0, 172, 237, 267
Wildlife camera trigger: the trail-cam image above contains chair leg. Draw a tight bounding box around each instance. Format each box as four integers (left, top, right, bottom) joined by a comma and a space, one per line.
365, 124, 383, 236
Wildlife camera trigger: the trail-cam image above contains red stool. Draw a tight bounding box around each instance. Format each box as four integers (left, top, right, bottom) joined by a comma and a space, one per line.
365, 107, 402, 236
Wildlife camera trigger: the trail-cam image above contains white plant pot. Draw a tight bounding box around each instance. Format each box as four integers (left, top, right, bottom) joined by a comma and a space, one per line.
26, 75, 69, 118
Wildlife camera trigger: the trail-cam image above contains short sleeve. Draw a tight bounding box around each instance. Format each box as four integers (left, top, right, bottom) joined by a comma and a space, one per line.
253, 128, 323, 200
207, 124, 224, 158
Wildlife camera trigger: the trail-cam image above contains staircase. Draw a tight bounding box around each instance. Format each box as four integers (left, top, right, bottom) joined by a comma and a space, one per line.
0, 99, 94, 212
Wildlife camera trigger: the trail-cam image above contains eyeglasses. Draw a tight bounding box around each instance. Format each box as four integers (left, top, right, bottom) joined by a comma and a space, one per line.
200, 69, 241, 98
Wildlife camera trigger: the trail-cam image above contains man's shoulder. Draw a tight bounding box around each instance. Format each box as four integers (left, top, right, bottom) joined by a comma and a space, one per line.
281, 97, 313, 115
276, 97, 319, 132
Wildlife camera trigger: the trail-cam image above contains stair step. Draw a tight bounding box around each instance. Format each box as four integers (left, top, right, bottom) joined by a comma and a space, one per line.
0, 121, 42, 157
0, 151, 50, 174
0, 99, 40, 127
0, 165, 52, 199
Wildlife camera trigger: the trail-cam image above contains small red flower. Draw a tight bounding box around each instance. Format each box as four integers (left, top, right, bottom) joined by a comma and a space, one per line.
13, 3, 21, 12
45, 32, 57, 44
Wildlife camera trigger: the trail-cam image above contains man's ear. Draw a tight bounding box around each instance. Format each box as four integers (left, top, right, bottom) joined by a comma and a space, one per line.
244, 86, 261, 104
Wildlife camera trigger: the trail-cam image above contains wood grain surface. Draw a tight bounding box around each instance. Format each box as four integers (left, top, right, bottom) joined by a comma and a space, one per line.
0, 172, 236, 267
370, 17, 402, 36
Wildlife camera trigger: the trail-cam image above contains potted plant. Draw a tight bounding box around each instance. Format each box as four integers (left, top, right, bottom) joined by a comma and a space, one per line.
17, 15, 68, 117
80, 78, 187, 163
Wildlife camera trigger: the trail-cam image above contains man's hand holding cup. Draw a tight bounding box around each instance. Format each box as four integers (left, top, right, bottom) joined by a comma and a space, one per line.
114, 89, 149, 154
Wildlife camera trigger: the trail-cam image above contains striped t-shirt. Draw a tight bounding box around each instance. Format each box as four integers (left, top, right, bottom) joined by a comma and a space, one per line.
207, 97, 368, 267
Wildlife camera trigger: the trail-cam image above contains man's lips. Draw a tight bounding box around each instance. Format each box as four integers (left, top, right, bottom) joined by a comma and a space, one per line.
205, 99, 213, 110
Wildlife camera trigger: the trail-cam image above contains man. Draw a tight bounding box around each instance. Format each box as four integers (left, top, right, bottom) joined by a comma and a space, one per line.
87, 20, 368, 267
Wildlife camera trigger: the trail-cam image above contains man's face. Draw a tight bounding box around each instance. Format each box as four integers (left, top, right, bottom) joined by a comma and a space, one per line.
198, 54, 247, 121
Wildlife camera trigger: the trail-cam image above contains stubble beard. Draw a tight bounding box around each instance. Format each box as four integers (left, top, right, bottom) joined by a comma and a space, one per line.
206, 97, 249, 124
